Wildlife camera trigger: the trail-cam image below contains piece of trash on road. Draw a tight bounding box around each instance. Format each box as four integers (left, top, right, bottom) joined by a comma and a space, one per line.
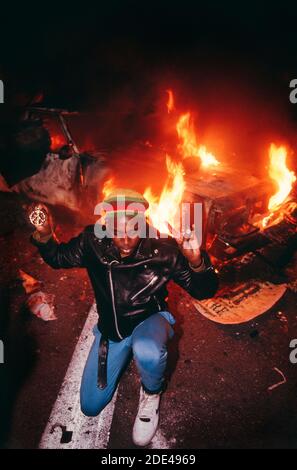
19, 269, 43, 294
193, 280, 287, 324
267, 367, 287, 392
26, 291, 57, 321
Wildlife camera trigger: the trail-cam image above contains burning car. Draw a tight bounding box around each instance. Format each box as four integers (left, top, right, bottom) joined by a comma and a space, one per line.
102, 103, 297, 265
3, 96, 297, 265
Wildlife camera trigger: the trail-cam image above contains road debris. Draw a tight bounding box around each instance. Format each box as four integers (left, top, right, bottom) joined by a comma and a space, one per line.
26, 291, 57, 321
267, 367, 287, 392
19, 269, 43, 294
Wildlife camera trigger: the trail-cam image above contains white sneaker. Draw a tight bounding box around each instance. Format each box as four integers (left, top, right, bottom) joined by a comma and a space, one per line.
132, 386, 161, 446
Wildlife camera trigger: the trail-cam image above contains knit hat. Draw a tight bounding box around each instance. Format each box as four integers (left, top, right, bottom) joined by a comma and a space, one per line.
103, 188, 149, 217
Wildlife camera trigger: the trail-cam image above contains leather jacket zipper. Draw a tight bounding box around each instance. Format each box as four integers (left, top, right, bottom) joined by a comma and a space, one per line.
130, 275, 158, 301
108, 260, 123, 340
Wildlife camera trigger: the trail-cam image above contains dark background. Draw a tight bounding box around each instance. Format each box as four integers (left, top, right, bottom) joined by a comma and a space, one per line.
1, 1, 297, 176
0, 1, 297, 113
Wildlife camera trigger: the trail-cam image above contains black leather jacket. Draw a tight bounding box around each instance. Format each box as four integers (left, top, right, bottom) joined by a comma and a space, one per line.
32, 225, 219, 341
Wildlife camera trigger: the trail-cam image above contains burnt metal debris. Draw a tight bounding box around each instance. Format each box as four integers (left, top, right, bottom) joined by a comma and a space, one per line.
185, 169, 297, 274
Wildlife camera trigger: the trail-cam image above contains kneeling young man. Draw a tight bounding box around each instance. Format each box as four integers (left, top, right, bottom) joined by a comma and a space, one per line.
31, 189, 218, 446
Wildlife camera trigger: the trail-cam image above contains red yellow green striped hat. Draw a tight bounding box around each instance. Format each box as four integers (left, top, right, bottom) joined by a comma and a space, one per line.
103, 188, 149, 216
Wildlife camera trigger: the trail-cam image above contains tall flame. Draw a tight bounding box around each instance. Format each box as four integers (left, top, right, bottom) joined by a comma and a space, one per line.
176, 112, 219, 168
144, 155, 185, 234
259, 143, 296, 228
267, 143, 296, 211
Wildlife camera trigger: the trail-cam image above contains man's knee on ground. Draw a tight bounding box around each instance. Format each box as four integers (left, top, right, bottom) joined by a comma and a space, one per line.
133, 339, 167, 368
80, 393, 110, 417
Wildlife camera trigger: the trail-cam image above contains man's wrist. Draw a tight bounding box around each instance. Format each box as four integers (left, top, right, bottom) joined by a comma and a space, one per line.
32, 230, 53, 244
189, 255, 205, 272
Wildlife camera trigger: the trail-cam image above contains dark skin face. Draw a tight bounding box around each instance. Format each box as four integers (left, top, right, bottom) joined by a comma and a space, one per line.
108, 214, 141, 258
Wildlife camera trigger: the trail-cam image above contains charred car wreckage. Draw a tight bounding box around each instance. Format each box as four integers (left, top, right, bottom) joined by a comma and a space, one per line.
1, 105, 296, 305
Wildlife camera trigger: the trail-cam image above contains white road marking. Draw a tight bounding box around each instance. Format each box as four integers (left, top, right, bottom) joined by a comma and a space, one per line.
39, 303, 118, 449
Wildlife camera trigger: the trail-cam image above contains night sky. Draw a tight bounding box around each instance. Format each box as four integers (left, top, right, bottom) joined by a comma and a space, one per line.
1, 2, 297, 108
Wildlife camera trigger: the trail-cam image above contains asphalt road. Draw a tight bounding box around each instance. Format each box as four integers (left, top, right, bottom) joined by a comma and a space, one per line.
0, 192, 297, 449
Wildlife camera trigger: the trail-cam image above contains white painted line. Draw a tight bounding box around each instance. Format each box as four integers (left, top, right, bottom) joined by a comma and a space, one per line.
39, 303, 118, 449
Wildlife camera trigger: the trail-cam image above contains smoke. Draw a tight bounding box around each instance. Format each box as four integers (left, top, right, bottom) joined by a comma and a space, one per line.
2, 3, 297, 188
72, 54, 297, 184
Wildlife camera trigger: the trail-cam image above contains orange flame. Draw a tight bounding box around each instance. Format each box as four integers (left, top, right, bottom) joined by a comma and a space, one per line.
102, 177, 115, 199
166, 89, 175, 114
144, 155, 185, 234
50, 134, 66, 151
260, 143, 296, 228
176, 112, 219, 168
267, 143, 296, 211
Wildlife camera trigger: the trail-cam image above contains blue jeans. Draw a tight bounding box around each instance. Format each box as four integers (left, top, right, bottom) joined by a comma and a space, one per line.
80, 311, 175, 417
